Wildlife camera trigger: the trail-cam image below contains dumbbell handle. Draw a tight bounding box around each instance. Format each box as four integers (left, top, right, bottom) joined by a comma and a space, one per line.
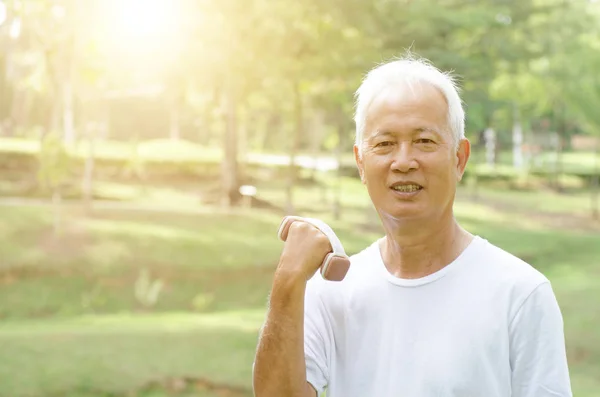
277, 216, 351, 282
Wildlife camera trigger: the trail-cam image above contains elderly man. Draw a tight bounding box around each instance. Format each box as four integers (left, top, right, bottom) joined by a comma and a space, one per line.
252, 56, 572, 397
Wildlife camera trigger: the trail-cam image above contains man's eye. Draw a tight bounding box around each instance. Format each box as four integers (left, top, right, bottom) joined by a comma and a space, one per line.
375, 141, 393, 147
415, 138, 435, 144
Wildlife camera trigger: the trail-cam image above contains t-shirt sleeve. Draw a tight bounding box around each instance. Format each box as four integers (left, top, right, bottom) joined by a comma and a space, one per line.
304, 277, 332, 395
509, 282, 572, 397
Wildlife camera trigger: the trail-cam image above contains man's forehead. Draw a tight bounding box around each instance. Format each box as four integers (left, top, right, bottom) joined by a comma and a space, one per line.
364, 80, 447, 122
374, 126, 438, 133
370, 126, 442, 139
369, 80, 447, 109
362, 91, 450, 146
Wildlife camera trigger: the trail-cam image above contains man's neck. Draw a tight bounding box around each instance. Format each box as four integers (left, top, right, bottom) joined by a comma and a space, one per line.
379, 213, 473, 280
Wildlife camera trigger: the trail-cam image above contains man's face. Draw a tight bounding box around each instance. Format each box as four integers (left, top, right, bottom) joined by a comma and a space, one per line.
354, 81, 470, 222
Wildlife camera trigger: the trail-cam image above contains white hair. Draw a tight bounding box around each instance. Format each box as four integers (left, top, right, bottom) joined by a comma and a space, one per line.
354, 55, 465, 154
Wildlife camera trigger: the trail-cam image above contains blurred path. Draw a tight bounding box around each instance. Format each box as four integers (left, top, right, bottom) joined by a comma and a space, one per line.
0, 197, 257, 216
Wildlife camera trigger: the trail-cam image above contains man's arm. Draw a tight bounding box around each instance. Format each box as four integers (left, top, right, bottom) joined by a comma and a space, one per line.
253, 221, 333, 397
509, 282, 572, 397
253, 275, 317, 397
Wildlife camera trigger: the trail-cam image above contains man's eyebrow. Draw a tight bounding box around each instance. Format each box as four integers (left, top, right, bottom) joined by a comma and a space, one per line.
370, 127, 445, 140
369, 130, 394, 139
415, 127, 443, 138
415, 127, 437, 133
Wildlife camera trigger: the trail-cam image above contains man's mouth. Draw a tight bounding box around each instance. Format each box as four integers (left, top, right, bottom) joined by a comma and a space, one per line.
391, 184, 423, 193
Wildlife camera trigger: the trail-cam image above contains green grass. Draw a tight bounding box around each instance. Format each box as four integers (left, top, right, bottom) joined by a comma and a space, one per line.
0, 311, 262, 396
0, 198, 383, 319
457, 185, 598, 216
0, 180, 599, 396
0, 207, 277, 317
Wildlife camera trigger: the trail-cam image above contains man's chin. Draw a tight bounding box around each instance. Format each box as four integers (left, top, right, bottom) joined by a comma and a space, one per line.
380, 204, 427, 221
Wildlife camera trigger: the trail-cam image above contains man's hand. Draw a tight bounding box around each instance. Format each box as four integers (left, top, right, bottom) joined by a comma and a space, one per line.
277, 220, 334, 283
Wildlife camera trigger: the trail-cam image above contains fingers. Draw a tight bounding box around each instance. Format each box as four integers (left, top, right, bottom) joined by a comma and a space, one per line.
278, 217, 293, 242
278, 216, 304, 242
276, 216, 351, 282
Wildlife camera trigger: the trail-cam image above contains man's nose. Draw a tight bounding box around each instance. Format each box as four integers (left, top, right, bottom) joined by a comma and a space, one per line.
391, 143, 418, 173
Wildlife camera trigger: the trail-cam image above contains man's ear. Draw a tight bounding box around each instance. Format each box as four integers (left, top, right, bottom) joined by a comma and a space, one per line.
455, 138, 471, 181
353, 144, 366, 184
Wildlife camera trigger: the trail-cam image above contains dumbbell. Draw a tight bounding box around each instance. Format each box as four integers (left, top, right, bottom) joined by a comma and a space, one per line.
277, 216, 350, 281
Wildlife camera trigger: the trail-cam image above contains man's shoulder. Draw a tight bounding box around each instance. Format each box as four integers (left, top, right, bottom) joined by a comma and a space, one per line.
472, 236, 550, 294
348, 239, 381, 262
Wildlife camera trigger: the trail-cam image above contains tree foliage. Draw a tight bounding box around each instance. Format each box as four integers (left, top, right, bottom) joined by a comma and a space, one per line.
0, 0, 599, 203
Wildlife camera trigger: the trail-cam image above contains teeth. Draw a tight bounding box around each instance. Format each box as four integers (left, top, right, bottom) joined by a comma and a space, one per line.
392, 184, 421, 192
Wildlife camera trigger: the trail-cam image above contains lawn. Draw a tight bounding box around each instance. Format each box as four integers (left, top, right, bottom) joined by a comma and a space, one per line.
0, 179, 598, 396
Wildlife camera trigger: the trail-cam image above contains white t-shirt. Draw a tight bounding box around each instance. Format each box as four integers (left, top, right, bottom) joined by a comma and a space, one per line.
304, 236, 572, 397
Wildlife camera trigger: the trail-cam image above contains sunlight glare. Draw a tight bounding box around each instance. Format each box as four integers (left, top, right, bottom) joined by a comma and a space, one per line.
96, 0, 184, 66
0, 2, 6, 27
9, 17, 20, 39
115, 0, 175, 39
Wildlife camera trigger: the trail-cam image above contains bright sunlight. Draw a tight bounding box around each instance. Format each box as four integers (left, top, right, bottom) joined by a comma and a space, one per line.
91, 0, 185, 69
113, 0, 176, 39
0, 1, 6, 27
95, 0, 183, 52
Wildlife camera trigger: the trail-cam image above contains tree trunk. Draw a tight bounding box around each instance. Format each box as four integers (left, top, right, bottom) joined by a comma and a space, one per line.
68, 0, 82, 145
310, 112, 328, 205
238, 109, 248, 166
52, 188, 62, 237
552, 103, 565, 191
221, 85, 239, 207
8, 88, 33, 135
63, 79, 75, 145
285, 81, 303, 215
308, 111, 323, 182
49, 95, 62, 136
332, 114, 344, 220
62, 17, 77, 146
484, 127, 496, 167
470, 133, 483, 201
592, 140, 599, 220
261, 112, 281, 152
549, 131, 560, 190
82, 123, 96, 212
512, 102, 524, 169
169, 97, 180, 141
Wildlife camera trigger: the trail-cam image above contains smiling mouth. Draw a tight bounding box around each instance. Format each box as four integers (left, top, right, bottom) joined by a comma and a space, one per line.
391, 184, 423, 193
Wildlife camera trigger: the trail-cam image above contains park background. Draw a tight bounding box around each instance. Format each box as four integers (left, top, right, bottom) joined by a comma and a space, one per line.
0, 0, 599, 396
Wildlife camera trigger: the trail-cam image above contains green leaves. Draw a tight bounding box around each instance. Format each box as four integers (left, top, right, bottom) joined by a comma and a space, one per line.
1, 0, 600, 150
